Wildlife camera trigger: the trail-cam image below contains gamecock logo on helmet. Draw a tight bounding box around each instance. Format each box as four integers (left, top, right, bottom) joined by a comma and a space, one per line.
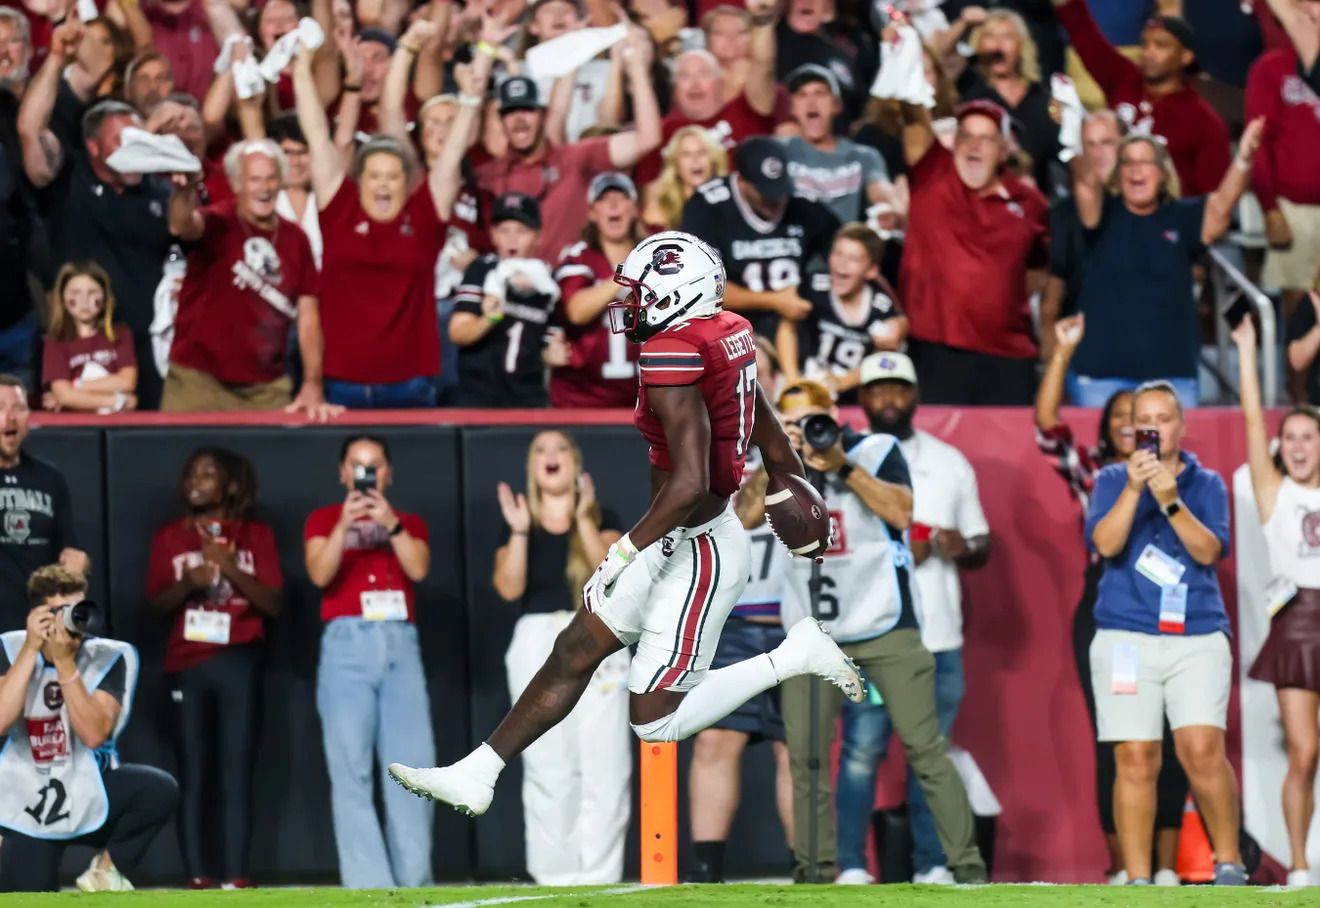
651, 244, 683, 275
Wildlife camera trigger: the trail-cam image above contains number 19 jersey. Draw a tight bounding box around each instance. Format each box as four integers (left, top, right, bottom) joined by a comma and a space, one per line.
635, 311, 758, 499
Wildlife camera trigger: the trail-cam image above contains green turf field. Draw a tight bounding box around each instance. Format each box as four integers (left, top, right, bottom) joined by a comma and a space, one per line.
0, 884, 1312, 908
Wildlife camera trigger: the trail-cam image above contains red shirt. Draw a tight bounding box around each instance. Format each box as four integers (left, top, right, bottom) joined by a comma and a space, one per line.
319, 179, 445, 383
550, 242, 639, 407
476, 138, 614, 260
144, 0, 221, 102
1056, 0, 1230, 197
41, 326, 135, 388
635, 311, 756, 498
634, 91, 791, 187
1246, 48, 1320, 212
303, 505, 429, 623
146, 518, 282, 673
171, 200, 318, 385
899, 143, 1048, 359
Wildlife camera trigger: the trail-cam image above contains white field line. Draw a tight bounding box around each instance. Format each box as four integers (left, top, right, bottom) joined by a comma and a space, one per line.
433, 884, 650, 908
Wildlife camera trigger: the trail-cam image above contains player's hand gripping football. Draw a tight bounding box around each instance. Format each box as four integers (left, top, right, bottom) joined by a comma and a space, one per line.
582, 534, 638, 611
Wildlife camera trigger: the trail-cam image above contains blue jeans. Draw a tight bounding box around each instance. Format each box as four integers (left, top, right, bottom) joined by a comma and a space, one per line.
434, 298, 460, 406
317, 619, 436, 888
0, 312, 38, 391
836, 648, 965, 875
1066, 373, 1199, 408
324, 376, 438, 409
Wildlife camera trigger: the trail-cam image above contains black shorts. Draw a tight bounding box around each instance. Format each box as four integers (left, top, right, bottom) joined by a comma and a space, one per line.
708, 617, 785, 743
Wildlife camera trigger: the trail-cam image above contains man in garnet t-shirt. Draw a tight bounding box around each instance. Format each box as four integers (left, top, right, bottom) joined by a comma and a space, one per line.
473, 33, 662, 261
165, 139, 332, 415
633, 48, 790, 187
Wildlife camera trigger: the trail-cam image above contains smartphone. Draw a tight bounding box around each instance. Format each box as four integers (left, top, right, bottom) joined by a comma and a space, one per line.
1222, 296, 1254, 329
353, 465, 378, 493
1135, 427, 1160, 456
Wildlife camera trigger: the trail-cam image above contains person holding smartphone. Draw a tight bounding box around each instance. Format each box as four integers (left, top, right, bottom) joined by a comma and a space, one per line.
303, 435, 434, 888
1086, 381, 1244, 886
145, 448, 281, 889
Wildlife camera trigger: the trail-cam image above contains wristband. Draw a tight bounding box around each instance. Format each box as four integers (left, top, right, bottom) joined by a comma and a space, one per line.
388, 520, 405, 537
400, 42, 421, 55
342, 83, 363, 92
486, 311, 504, 324
58, 670, 80, 686
458, 94, 482, 108
836, 462, 855, 483
1233, 156, 1251, 172
113, 391, 127, 413
910, 522, 932, 543
615, 533, 637, 561
476, 40, 496, 57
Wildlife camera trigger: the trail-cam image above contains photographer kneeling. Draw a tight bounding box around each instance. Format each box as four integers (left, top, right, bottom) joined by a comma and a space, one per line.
0, 566, 177, 892
776, 376, 984, 884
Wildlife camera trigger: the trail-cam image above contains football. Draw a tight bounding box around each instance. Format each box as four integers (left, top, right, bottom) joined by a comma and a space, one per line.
764, 474, 831, 557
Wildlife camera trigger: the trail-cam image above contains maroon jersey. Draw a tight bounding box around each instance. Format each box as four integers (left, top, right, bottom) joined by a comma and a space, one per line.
551, 242, 640, 407
635, 310, 757, 498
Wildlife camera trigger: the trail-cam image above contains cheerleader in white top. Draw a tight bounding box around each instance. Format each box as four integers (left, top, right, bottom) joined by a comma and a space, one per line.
1234, 318, 1320, 889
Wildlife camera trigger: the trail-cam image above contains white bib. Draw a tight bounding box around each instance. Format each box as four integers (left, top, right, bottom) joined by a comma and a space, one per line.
0, 633, 139, 840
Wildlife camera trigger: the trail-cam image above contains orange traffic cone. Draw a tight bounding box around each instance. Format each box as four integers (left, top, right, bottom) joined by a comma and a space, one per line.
1175, 795, 1214, 883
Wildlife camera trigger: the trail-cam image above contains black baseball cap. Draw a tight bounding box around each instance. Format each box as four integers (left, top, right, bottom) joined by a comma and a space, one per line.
498, 76, 542, 114
357, 27, 397, 54
785, 63, 840, 98
735, 136, 792, 202
588, 171, 638, 204
492, 192, 542, 229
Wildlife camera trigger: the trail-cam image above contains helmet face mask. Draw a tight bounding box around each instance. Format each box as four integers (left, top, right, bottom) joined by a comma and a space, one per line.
609, 231, 725, 343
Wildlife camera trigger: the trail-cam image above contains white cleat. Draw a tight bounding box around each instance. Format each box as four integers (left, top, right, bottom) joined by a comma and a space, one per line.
835, 868, 875, 885
779, 618, 866, 703
388, 762, 494, 818
75, 856, 134, 892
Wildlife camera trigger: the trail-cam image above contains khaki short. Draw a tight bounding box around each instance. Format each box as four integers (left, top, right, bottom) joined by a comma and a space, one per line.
1264, 198, 1320, 291
161, 362, 293, 412
1090, 628, 1231, 742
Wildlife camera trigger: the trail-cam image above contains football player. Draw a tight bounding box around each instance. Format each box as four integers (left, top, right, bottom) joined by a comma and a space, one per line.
550, 172, 647, 408
776, 223, 907, 403
390, 231, 864, 817
680, 137, 841, 338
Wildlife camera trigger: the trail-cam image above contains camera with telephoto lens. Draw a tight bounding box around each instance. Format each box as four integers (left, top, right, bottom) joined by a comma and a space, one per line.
800, 413, 841, 451
59, 600, 101, 636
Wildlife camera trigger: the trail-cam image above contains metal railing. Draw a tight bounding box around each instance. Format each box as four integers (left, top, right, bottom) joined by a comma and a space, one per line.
1209, 246, 1277, 406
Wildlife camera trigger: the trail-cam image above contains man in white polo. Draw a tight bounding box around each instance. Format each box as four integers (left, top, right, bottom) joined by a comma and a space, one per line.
834, 351, 991, 884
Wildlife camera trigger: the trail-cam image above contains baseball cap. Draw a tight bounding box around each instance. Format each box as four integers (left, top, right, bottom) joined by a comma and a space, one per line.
955, 99, 1010, 138
785, 63, 840, 98
588, 171, 638, 204
357, 27, 397, 54
498, 76, 542, 114
492, 192, 542, 229
735, 136, 792, 202
860, 352, 917, 386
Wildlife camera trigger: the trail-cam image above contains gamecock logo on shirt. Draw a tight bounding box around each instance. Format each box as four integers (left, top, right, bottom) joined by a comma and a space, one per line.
651, 244, 684, 275
242, 237, 283, 285
4, 509, 31, 543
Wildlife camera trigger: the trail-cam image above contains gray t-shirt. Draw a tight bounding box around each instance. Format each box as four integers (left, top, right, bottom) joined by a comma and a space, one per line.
780, 136, 889, 224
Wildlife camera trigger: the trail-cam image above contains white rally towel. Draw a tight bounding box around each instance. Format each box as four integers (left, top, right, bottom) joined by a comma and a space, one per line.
1052, 73, 1085, 163
483, 259, 562, 304
233, 55, 265, 100
106, 127, 202, 174
869, 24, 934, 108
524, 22, 629, 81
259, 17, 325, 83
76, 0, 99, 23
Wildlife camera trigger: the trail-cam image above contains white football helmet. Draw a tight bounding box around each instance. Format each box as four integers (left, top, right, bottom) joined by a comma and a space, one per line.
609, 231, 725, 342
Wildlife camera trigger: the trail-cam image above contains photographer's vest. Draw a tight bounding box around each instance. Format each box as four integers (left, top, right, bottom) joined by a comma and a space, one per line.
780, 433, 923, 644
0, 632, 138, 840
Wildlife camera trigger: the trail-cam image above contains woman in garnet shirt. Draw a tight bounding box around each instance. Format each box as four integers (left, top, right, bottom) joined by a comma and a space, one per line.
293, 41, 472, 408
145, 448, 282, 889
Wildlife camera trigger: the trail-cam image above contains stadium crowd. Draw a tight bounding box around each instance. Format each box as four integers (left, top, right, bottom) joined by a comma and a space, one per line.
0, 0, 1318, 893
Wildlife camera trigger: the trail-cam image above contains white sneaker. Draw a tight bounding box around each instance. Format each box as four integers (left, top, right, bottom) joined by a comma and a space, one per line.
1106, 870, 1129, 886
835, 868, 874, 885
389, 762, 494, 817
1153, 868, 1180, 887
1287, 868, 1312, 888
776, 618, 865, 702
913, 866, 955, 885
75, 856, 135, 892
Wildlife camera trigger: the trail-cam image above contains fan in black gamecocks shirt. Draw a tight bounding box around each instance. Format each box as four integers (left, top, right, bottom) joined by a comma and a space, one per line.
0, 379, 85, 629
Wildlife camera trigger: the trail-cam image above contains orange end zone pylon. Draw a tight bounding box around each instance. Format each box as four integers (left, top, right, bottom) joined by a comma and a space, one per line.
640, 741, 678, 885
